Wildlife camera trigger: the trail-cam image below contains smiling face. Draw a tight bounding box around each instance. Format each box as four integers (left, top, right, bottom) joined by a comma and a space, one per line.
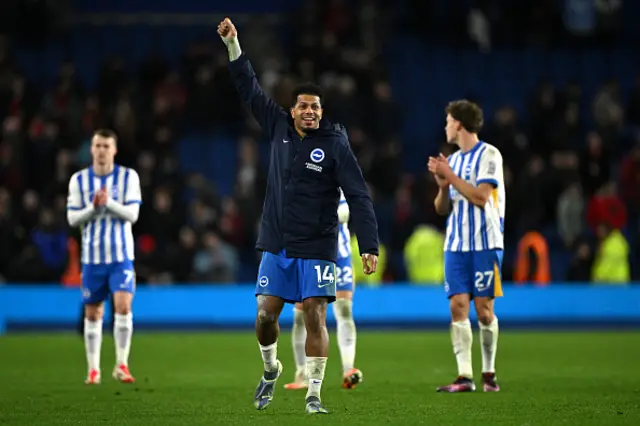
291, 94, 323, 135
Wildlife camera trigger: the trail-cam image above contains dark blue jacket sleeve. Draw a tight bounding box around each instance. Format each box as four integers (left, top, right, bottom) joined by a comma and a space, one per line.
335, 137, 379, 256
228, 53, 286, 141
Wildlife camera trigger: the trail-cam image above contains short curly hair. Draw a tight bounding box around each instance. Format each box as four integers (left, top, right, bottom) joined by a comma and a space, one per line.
445, 100, 484, 134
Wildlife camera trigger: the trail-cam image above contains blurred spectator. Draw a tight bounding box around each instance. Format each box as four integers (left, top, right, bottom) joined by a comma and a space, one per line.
219, 197, 244, 247
467, 6, 491, 52
586, 182, 627, 233
485, 105, 529, 173
619, 143, 640, 216
404, 224, 444, 284
0, 188, 20, 281
579, 131, 611, 196
20, 190, 41, 232
567, 237, 594, 282
1, 74, 38, 122
626, 74, 640, 126
369, 80, 400, 144
510, 156, 548, 232
192, 231, 238, 283
30, 208, 68, 281
169, 227, 198, 283
25, 117, 59, 194
529, 80, 559, 159
367, 138, 401, 199
546, 151, 581, 221
591, 224, 630, 283
141, 187, 182, 245
235, 135, 266, 210
186, 65, 218, 130
557, 181, 585, 248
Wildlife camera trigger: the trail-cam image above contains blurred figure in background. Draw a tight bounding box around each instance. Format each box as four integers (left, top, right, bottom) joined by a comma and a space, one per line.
591, 223, 630, 284
404, 224, 445, 284
192, 231, 238, 283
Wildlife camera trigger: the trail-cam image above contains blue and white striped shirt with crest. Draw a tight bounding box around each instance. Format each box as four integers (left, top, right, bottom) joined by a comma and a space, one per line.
67, 165, 142, 265
444, 141, 505, 252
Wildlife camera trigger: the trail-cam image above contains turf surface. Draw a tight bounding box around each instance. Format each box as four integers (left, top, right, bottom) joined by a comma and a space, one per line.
0, 331, 639, 425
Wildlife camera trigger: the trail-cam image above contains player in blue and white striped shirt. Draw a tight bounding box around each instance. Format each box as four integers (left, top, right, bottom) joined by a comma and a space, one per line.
429, 100, 504, 393
285, 189, 362, 390
67, 129, 142, 385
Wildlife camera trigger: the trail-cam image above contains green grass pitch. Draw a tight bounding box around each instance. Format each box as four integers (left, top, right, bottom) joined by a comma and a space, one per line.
1, 331, 639, 425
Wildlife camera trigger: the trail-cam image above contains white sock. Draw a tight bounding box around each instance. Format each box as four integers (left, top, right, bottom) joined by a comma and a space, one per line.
451, 319, 473, 378
259, 342, 278, 372
114, 313, 133, 366
305, 356, 327, 400
292, 308, 307, 376
479, 316, 499, 374
84, 318, 103, 371
333, 299, 356, 373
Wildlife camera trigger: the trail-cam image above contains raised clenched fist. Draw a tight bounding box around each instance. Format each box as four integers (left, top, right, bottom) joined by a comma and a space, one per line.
217, 18, 238, 41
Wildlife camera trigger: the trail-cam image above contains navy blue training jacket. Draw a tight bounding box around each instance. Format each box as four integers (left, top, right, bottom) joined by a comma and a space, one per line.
228, 53, 379, 263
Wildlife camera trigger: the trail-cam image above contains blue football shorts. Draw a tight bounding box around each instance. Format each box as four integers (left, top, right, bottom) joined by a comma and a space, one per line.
335, 255, 354, 292
81, 261, 136, 304
443, 249, 503, 299
256, 250, 337, 303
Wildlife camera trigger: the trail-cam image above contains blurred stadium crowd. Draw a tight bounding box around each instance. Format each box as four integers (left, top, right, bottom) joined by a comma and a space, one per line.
0, 0, 638, 285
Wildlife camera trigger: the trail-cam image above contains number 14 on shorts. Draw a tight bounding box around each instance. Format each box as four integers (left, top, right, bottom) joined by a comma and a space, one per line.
314, 264, 335, 287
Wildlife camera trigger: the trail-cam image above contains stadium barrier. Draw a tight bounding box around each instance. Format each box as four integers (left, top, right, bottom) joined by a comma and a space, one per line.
0, 284, 639, 334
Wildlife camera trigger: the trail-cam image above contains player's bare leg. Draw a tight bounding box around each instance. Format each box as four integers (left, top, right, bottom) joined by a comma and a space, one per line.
475, 296, 500, 392
334, 290, 361, 389
437, 293, 476, 392
254, 295, 285, 410
84, 303, 104, 384
112, 291, 135, 383
302, 297, 330, 414
285, 302, 308, 389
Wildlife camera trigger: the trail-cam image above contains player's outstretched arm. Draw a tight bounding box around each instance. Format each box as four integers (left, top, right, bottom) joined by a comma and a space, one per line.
218, 18, 286, 141
66, 173, 96, 227
335, 135, 379, 273
105, 169, 141, 224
